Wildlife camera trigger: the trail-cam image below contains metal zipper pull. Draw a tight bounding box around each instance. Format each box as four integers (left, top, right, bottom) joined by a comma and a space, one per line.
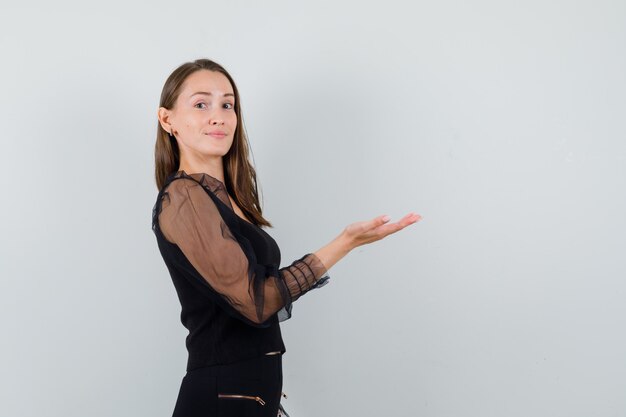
217, 394, 266, 406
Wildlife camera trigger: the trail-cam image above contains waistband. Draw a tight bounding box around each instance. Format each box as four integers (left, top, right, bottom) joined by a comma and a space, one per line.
186, 352, 282, 379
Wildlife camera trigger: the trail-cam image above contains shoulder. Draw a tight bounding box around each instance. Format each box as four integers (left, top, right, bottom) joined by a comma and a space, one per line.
157, 177, 224, 243
158, 171, 234, 220
160, 176, 220, 215
163, 176, 202, 197
163, 171, 227, 200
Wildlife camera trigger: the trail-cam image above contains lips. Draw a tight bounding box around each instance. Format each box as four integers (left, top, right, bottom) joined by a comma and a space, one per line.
207, 131, 226, 138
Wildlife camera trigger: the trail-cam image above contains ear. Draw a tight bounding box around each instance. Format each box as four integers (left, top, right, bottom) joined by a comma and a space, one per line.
158, 107, 174, 135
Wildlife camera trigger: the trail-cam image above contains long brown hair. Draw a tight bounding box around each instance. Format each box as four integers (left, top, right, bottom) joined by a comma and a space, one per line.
154, 58, 271, 227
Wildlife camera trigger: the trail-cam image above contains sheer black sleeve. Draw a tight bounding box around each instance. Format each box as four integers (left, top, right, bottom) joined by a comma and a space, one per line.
156, 174, 330, 327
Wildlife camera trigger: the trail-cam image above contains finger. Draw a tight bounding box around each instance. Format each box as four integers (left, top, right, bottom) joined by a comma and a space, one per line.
380, 213, 421, 230
378, 213, 422, 236
366, 214, 391, 230
363, 213, 420, 238
398, 212, 422, 227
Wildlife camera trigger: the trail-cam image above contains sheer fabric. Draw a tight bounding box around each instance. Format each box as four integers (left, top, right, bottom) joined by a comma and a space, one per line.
153, 170, 329, 327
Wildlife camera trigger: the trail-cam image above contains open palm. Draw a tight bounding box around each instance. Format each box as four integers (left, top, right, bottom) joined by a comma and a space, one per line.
344, 213, 422, 248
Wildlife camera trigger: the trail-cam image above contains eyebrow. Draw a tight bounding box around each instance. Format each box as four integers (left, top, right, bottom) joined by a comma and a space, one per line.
190, 91, 235, 98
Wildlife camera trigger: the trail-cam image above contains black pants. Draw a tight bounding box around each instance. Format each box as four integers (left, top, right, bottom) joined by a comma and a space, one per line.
172, 354, 283, 417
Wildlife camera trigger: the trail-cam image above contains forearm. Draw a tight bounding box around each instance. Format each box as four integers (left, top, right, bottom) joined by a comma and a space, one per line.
313, 230, 353, 272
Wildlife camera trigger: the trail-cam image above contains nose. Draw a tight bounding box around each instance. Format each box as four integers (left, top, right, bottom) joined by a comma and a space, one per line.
209, 112, 224, 125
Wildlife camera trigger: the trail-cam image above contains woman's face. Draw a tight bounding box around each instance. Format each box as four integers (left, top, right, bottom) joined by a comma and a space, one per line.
162, 70, 238, 162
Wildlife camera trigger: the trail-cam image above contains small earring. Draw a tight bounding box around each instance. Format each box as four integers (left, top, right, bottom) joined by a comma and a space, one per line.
168, 131, 175, 139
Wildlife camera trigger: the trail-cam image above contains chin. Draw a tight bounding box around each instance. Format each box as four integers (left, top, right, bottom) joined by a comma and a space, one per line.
201, 145, 231, 156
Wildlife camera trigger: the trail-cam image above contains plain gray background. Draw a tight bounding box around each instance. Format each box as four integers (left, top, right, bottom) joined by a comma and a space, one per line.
1, 1, 625, 416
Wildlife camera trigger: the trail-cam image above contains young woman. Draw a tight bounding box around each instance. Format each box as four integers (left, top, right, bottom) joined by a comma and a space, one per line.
152, 58, 421, 417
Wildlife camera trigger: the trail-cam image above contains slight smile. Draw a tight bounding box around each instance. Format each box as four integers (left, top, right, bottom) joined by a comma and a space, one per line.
206, 131, 227, 138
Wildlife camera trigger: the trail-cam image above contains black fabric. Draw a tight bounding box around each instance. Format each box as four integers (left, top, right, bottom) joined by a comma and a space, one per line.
172, 353, 283, 417
152, 170, 330, 370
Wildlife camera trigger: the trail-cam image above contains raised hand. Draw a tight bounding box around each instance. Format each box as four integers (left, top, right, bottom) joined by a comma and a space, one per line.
314, 212, 422, 272
343, 213, 422, 249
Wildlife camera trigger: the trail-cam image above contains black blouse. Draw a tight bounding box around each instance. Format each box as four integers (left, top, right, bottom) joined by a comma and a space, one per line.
152, 170, 330, 370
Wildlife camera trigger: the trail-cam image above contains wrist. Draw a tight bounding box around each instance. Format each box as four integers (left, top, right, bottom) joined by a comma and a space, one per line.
335, 230, 355, 254
313, 230, 354, 273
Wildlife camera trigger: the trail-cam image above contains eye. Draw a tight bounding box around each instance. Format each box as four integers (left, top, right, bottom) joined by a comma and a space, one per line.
194, 102, 207, 109
224, 103, 234, 110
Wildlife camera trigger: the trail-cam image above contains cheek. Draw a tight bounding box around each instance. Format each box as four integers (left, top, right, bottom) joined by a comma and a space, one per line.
172, 114, 195, 133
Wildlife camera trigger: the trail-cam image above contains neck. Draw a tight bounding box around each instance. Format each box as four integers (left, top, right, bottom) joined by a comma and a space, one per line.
178, 154, 226, 184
